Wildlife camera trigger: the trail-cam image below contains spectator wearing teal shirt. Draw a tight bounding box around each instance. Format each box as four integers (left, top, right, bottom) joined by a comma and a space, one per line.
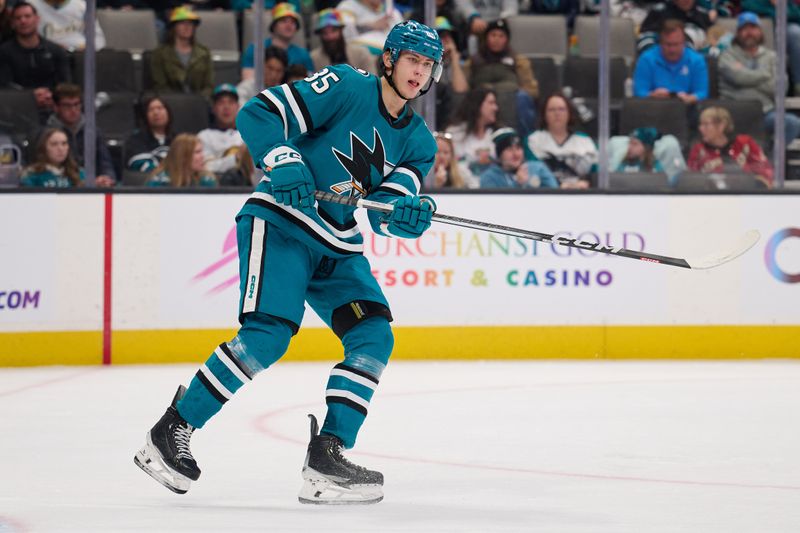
633, 18, 708, 104
480, 128, 558, 189
240, 2, 313, 81
146, 133, 217, 188
20, 127, 84, 187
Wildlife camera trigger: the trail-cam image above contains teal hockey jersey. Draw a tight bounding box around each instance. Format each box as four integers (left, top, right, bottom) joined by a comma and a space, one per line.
236, 64, 437, 259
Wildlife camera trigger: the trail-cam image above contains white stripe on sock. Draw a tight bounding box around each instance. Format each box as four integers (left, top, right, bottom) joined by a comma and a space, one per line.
326, 388, 370, 410
330, 368, 377, 391
215, 346, 250, 384
200, 364, 233, 400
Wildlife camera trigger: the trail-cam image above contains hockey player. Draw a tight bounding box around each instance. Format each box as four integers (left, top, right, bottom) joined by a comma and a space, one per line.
134, 20, 443, 505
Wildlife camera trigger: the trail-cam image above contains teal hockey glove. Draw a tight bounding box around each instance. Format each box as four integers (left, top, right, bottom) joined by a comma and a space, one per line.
384, 195, 434, 238
265, 145, 315, 210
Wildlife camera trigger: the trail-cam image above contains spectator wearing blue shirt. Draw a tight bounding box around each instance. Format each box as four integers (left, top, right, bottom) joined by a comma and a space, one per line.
240, 2, 313, 81
480, 127, 559, 189
633, 18, 708, 104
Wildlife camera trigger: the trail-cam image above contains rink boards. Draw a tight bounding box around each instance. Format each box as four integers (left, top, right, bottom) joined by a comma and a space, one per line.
1, 192, 798, 365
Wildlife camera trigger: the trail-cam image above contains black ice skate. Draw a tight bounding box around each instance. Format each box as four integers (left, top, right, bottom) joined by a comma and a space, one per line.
134, 385, 201, 494
298, 414, 384, 505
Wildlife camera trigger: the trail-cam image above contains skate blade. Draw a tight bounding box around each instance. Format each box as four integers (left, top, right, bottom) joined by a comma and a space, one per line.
298, 470, 383, 505
134, 439, 192, 495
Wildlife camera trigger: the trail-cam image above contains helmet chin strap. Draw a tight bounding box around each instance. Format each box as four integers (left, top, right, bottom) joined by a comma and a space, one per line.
385, 62, 434, 101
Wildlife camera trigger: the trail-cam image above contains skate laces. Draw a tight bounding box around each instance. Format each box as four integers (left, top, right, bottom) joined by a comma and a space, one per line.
173, 423, 195, 461
329, 439, 367, 473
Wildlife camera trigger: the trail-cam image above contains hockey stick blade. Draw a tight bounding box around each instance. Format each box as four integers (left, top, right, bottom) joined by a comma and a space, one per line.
314, 191, 760, 270
683, 229, 760, 270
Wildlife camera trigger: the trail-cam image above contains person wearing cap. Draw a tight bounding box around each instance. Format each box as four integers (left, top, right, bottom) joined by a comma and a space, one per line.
463, 18, 538, 135
633, 18, 708, 104
337, 0, 403, 54
480, 127, 558, 189
196, 83, 244, 174
311, 8, 376, 74
240, 2, 313, 81
133, 21, 445, 504
718, 11, 800, 142
607, 127, 686, 182
616, 127, 665, 173
151, 6, 213, 98
737, 0, 800, 96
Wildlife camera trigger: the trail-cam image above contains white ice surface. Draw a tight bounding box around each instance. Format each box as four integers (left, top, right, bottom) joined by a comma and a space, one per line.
1, 361, 799, 533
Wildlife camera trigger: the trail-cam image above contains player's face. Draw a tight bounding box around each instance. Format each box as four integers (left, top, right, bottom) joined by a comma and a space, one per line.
191, 141, 205, 172
392, 51, 435, 98
146, 99, 169, 129
45, 131, 70, 165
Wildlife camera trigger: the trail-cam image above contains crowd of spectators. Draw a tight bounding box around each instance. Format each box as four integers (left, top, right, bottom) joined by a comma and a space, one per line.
0, 0, 797, 191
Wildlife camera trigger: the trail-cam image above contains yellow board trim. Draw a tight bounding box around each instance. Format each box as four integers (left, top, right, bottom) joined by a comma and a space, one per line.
1, 326, 799, 366
0, 331, 103, 366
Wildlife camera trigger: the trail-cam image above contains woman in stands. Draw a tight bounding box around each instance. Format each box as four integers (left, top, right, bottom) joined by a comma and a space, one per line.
147, 133, 217, 188
150, 6, 213, 98
425, 131, 467, 190
124, 95, 173, 174
687, 106, 773, 188
526, 92, 598, 189
21, 128, 83, 187
462, 19, 538, 136
445, 86, 499, 188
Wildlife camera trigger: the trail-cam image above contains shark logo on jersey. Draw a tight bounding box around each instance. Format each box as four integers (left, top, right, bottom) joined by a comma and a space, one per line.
331, 128, 386, 197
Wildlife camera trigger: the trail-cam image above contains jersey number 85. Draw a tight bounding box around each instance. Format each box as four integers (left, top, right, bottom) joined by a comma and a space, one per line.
304, 68, 341, 94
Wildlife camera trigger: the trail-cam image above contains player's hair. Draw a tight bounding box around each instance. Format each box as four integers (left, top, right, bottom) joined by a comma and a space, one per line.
53, 83, 82, 104
138, 94, 173, 136
152, 133, 209, 187
538, 91, 580, 133
28, 128, 82, 186
450, 86, 498, 135
699, 106, 735, 136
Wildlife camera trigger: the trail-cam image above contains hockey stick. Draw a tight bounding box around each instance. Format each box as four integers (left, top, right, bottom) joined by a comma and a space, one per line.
314, 191, 760, 270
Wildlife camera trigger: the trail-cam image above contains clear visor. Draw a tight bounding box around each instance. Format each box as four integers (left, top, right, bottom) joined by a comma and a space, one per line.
432, 62, 443, 83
